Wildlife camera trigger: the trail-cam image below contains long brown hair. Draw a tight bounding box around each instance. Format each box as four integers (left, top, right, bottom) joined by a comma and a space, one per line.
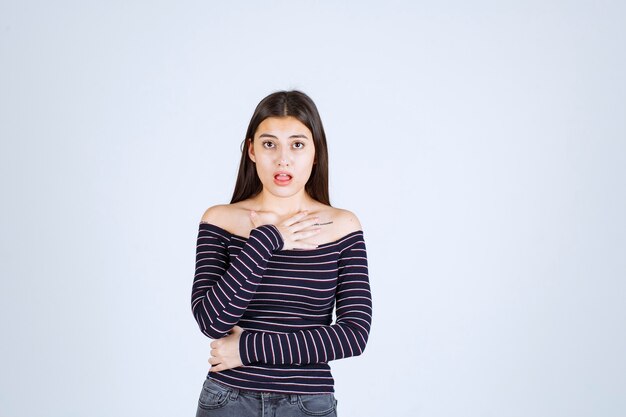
230, 90, 331, 205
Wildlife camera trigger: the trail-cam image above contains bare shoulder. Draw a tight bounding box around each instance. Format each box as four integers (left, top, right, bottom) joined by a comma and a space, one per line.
201, 204, 228, 224
327, 207, 363, 236
200, 204, 247, 233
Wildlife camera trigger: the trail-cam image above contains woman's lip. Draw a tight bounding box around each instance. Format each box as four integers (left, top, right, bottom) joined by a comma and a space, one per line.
274, 173, 292, 179
273, 174, 292, 186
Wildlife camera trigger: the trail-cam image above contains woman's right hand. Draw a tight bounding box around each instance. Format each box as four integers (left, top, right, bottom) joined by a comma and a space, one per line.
250, 210, 321, 250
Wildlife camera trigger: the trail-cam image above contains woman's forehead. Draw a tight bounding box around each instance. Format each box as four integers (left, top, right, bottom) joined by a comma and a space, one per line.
256, 116, 311, 138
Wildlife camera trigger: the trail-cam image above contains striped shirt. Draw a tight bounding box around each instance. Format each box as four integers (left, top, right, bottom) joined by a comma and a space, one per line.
191, 222, 372, 394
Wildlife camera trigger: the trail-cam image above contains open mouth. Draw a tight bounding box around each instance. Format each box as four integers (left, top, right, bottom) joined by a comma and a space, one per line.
274, 173, 293, 185
274, 174, 292, 181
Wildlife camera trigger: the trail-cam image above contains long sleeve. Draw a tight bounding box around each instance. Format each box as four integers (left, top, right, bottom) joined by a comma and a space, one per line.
191, 223, 284, 339
238, 235, 372, 366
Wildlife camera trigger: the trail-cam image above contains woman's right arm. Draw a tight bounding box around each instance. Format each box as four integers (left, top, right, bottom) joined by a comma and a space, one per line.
191, 220, 284, 340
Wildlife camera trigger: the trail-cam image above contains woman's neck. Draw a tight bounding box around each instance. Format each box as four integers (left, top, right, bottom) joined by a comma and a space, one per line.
251, 188, 317, 217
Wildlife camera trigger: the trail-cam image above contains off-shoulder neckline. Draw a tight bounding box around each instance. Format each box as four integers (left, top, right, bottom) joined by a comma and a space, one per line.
199, 221, 363, 250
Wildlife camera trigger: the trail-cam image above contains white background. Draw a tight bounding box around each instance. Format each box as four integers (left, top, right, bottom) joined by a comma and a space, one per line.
1, 1, 625, 416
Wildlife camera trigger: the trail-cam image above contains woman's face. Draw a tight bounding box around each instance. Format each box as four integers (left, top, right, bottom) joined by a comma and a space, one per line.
248, 116, 316, 197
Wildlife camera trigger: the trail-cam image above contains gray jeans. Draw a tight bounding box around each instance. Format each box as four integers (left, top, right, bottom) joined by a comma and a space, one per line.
195, 377, 339, 417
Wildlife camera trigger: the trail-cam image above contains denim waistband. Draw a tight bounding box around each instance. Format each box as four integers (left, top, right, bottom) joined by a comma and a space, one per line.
209, 377, 328, 402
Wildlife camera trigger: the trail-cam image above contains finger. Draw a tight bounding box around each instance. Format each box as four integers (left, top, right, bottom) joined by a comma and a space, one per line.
280, 218, 318, 239
284, 210, 310, 227
294, 217, 321, 230
293, 227, 322, 241
249, 211, 260, 227
210, 364, 224, 373
293, 242, 320, 250
208, 357, 220, 365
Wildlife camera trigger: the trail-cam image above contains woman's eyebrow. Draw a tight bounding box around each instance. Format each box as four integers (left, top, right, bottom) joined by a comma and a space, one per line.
258, 133, 309, 140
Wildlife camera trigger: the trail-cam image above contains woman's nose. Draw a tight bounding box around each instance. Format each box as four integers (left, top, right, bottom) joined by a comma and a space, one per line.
278, 151, 290, 166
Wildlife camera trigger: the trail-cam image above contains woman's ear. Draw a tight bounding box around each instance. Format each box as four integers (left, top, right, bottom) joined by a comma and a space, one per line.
247, 138, 256, 163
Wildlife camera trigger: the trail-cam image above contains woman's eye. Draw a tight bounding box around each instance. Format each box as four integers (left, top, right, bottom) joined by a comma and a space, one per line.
261, 141, 304, 149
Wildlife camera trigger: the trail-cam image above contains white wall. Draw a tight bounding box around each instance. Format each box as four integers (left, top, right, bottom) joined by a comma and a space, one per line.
1, 1, 624, 416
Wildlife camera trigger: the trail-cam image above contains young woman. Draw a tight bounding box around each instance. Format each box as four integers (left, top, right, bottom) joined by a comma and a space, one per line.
191, 90, 372, 417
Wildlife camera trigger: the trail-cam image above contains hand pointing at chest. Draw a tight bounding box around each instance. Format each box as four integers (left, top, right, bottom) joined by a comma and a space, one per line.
250, 209, 321, 250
